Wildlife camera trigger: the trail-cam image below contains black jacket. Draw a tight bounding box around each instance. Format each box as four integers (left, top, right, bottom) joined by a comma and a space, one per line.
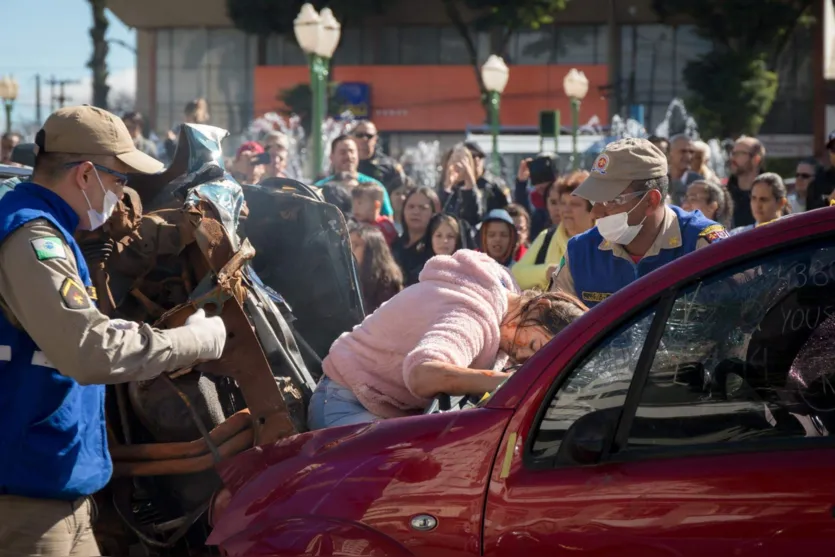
806, 167, 835, 211
358, 152, 405, 194
726, 175, 755, 228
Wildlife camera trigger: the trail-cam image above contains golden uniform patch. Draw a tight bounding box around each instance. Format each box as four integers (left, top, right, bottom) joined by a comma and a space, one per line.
698, 224, 729, 244
86, 286, 98, 301
60, 277, 90, 310
581, 291, 612, 303
668, 236, 681, 248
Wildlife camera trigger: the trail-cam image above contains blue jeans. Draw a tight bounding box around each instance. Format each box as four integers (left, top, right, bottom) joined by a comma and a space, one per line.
307, 376, 379, 430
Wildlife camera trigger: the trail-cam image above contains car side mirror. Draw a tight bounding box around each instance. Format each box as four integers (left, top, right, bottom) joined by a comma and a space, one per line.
555, 408, 618, 466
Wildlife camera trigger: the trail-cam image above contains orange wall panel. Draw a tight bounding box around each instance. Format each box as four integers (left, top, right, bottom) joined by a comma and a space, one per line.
254, 64, 609, 132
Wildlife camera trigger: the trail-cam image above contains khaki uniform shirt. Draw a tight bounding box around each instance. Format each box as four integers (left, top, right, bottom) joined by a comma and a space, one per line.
551, 206, 716, 296
0, 219, 206, 385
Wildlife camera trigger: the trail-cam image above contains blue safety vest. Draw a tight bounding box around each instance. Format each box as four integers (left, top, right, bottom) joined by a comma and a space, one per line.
567, 206, 723, 308
0, 182, 110, 500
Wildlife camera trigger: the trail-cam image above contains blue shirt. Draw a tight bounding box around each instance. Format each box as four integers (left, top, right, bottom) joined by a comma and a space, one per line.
553, 206, 728, 308
313, 172, 393, 217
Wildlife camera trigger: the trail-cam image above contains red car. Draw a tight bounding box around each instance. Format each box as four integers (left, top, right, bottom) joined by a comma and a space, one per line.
208, 208, 835, 556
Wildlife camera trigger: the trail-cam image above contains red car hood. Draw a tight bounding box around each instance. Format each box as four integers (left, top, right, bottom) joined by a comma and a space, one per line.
208, 407, 513, 551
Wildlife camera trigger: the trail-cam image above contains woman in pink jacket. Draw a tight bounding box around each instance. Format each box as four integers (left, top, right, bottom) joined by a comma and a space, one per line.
308, 250, 587, 430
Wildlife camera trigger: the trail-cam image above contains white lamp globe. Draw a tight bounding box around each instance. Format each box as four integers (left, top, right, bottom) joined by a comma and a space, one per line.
481, 55, 510, 94
294, 3, 322, 55
563, 68, 589, 100
316, 8, 342, 58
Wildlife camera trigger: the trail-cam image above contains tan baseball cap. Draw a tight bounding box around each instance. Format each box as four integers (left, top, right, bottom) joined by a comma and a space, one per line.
574, 137, 668, 203
37, 105, 164, 174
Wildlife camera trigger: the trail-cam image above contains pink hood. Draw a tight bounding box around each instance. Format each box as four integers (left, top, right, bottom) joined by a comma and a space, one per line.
323, 250, 519, 418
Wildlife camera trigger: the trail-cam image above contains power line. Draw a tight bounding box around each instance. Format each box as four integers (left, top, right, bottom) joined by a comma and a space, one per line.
45, 77, 82, 110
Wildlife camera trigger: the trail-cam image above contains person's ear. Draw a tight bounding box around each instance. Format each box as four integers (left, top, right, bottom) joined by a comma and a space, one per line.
374, 200, 382, 212
708, 200, 719, 214
74, 161, 94, 191
646, 189, 663, 212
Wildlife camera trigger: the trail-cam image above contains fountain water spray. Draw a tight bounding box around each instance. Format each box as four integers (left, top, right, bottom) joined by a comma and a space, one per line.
400, 141, 441, 188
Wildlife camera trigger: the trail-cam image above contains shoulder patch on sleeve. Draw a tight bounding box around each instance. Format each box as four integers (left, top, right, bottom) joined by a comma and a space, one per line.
31, 236, 67, 261
698, 224, 729, 244
60, 277, 91, 310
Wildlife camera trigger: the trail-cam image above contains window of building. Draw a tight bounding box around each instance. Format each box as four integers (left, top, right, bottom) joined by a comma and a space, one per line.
625, 241, 835, 455
377, 26, 401, 64
512, 29, 554, 65
556, 26, 598, 65
439, 27, 471, 65
332, 28, 362, 65
401, 27, 441, 64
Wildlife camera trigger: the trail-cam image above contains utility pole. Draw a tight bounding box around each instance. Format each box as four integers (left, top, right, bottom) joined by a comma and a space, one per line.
35, 74, 42, 124
45, 77, 81, 110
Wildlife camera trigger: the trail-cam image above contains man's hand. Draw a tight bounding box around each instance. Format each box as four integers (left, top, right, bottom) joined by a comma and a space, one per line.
456, 160, 477, 190
109, 318, 139, 331
183, 308, 227, 361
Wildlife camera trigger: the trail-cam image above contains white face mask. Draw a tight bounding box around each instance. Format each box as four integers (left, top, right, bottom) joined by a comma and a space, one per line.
81, 168, 120, 231
596, 192, 649, 245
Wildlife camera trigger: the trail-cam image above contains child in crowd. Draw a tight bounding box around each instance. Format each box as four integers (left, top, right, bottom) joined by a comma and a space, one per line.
427, 213, 466, 257
352, 183, 398, 245
480, 209, 520, 267
349, 223, 404, 314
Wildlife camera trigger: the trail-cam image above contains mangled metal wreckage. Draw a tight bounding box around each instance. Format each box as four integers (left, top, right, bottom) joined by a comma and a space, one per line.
75, 124, 364, 555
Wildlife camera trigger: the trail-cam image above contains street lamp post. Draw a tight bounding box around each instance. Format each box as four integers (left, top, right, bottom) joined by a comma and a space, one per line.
480, 55, 510, 175
294, 4, 341, 179
563, 69, 589, 170
0, 77, 19, 134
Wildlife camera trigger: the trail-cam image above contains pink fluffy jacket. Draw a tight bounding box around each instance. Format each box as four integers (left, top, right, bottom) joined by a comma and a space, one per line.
322, 250, 520, 418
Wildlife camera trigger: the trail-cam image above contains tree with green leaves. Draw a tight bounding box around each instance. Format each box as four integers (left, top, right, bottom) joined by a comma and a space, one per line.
442, 0, 570, 116
227, 0, 385, 37
653, 0, 813, 138
88, 0, 110, 110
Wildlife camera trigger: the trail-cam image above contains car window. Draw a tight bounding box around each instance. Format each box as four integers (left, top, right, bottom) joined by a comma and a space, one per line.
529, 308, 657, 464
625, 240, 835, 454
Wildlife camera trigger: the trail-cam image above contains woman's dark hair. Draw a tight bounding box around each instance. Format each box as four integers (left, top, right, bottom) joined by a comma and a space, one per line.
400, 186, 441, 244
505, 290, 589, 338
505, 203, 531, 229
691, 180, 734, 228
349, 223, 404, 313
752, 172, 791, 216
425, 213, 464, 256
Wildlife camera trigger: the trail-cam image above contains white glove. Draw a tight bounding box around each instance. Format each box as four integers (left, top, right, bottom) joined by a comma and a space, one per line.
109, 318, 140, 331
184, 308, 227, 361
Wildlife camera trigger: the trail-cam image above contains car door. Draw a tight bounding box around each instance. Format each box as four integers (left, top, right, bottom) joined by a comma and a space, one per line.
483, 236, 835, 556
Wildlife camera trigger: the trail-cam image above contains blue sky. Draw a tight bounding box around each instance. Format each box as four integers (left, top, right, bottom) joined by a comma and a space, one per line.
1, 0, 136, 133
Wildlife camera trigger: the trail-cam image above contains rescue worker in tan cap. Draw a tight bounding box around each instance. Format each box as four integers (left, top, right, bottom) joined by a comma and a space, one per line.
0, 106, 227, 556
550, 137, 728, 308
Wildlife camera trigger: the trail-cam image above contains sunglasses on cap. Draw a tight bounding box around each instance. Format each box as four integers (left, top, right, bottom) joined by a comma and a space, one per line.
796, 172, 814, 180
64, 162, 129, 186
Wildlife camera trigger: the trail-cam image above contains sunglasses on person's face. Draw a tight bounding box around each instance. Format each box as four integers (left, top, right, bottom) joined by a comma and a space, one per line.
353, 133, 376, 140
64, 162, 130, 187
796, 172, 813, 180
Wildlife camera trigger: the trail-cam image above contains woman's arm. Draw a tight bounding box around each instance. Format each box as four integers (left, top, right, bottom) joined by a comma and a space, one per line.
405, 361, 508, 398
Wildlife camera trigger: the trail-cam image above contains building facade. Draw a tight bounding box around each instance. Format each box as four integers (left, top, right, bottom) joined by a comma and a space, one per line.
109, 0, 822, 157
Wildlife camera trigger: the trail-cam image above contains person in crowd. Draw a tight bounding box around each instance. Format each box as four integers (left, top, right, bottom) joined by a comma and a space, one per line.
464, 141, 511, 214
391, 187, 441, 286
427, 213, 467, 257
647, 135, 670, 157
262, 131, 290, 179
551, 138, 728, 308
514, 155, 557, 239
1, 132, 21, 165
164, 98, 210, 161
513, 171, 594, 290
682, 179, 734, 229
390, 178, 415, 236
307, 249, 588, 429
692, 140, 717, 182
314, 135, 394, 217
0, 106, 227, 556
352, 120, 405, 194
122, 112, 158, 160
320, 182, 354, 218
349, 223, 404, 314
351, 183, 398, 245
230, 141, 267, 185
438, 143, 483, 227
730, 173, 791, 235
505, 203, 531, 248
790, 158, 817, 213
668, 134, 704, 205
809, 132, 835, 211
480, 209, 521, 267
726, 136, 765, 227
